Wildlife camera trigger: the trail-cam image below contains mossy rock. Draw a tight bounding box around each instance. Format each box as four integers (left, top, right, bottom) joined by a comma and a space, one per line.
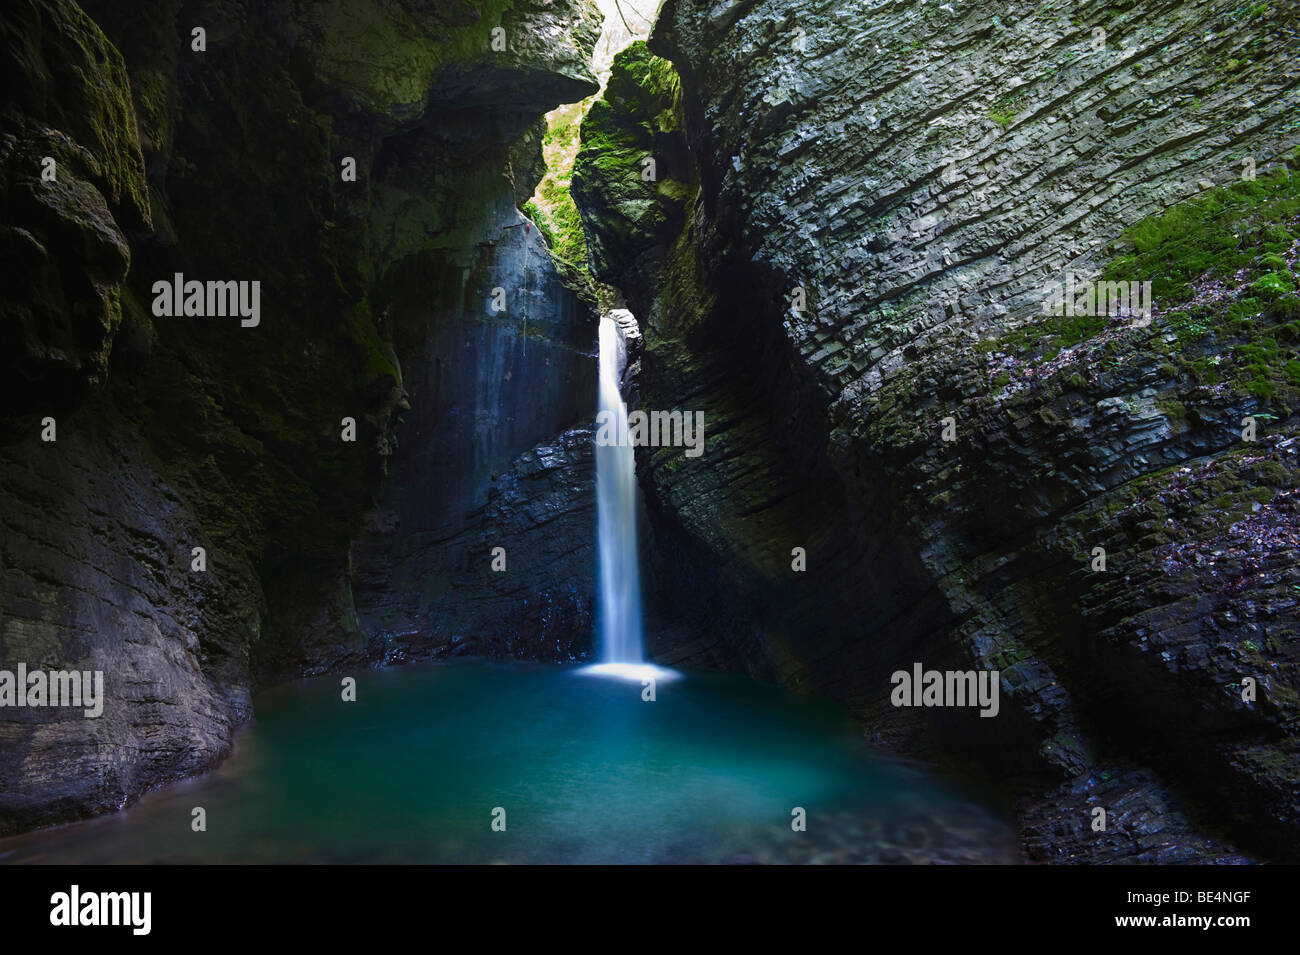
571, 41, 696, 282
979, 159, 1300, 406
1, 0, 151, 228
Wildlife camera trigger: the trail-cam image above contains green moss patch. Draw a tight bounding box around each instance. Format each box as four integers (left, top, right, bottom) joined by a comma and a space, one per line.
570, 41, 694, 282
525, 97, 597, 298
1103, 158, 1300, 304
981, 155, 1300, 403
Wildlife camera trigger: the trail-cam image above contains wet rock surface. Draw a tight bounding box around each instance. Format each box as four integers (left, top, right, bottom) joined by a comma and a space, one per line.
354, 427, 597, 665
1, 0, 602, 834
573, 0, 1300, 861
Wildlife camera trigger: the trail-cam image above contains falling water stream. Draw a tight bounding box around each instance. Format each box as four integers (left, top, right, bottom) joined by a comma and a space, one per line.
595, 311, 645, 665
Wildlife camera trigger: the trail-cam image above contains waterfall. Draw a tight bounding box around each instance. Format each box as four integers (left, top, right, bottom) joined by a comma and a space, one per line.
595, 311, 644, 664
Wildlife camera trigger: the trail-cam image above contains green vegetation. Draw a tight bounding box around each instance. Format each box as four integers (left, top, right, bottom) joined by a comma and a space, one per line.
525, 97, 598, 298
570, 41, 694, 286
527, 42, 689, 305
316, 0, 516, 117
976, 303, 1110, 361
1104, 159, 1300, 302
990, 646, 1031, 671
1103, 155, 1300, 399
981, 153, 1300, 402
1061, 438, 1298, 576
56, 0, 152, 224
989, 92, 1026, 128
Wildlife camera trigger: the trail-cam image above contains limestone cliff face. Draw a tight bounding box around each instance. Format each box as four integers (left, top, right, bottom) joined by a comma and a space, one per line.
0, 0, 602, 834
574, 2, 1300, 860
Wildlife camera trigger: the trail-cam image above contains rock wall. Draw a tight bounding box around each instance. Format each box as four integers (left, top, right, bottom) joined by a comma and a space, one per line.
351, 208, 599, 660
0, 0, 603, 834
574, 2, 1300, 860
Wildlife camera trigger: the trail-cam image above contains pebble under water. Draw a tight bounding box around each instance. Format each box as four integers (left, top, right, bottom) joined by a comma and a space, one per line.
0, 661, 1019, 864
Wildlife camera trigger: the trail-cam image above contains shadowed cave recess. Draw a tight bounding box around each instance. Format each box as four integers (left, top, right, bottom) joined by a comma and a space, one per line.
1, 0, 1299, 865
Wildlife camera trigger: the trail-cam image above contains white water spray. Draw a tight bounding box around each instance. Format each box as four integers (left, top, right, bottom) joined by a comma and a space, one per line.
595, 311, 644, 665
